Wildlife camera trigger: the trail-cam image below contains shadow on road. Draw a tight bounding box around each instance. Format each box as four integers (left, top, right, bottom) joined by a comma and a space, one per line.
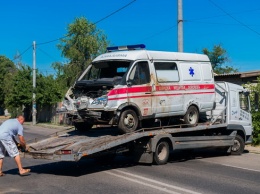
4, 147, 251, 177
4, 155, 137, 177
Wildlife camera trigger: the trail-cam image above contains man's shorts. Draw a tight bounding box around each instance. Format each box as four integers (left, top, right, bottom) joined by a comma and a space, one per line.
0, 139, 19, 158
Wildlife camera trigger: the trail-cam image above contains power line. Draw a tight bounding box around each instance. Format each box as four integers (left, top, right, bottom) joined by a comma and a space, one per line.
186, 8, 260, 21
12, 45, 32, 62
208, 0, 260, 36
37, 0, 136, 46
93, 0, 136, 25
185, 20, 260, 27
38, 47, 60, 62
140, 25, 176, 42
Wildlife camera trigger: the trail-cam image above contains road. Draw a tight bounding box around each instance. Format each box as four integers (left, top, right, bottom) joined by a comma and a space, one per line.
0, 124, 259, 194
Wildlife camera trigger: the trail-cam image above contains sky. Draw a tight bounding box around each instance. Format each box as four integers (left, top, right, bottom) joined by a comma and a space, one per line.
0, 0, 260, 75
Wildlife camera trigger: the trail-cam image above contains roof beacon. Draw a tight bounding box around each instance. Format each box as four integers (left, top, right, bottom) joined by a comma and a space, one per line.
107, 44, 146, 52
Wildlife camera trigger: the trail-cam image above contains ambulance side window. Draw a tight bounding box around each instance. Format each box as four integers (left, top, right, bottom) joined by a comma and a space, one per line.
129, 61, 150, 85
154, 62, 179, 82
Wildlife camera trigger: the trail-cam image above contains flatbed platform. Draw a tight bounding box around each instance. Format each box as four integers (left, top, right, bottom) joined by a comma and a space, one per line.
21, 123, 233, 162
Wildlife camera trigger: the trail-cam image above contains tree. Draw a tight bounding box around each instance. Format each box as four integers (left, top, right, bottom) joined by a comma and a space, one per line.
244, 76, 260, 145
202, 45, 238, 74
4, 65, 64, 119
0, 56, 16, 110
57, 17, 109, 87
4, 65, 32, 117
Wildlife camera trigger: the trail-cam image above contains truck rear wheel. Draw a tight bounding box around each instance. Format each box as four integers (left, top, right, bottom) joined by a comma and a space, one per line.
74, 121, 93, 132
183, 106, 199, 125
231, 134, 245, 155
118, 109, 138, 133
153, 140, 170, 165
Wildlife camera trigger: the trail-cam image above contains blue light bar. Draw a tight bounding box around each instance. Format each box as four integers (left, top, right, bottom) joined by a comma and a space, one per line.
107, 44, 146, 52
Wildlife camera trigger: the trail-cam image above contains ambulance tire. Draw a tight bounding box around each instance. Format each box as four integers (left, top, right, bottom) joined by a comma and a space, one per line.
230, 134, 245, 155
153, 140, 170, 165
118, 109, 139, 134
183, 106, 199, 125
74, 121, 93, 132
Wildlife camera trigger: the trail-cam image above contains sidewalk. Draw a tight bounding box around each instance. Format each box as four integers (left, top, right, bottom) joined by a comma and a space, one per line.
245, 145, 260, 154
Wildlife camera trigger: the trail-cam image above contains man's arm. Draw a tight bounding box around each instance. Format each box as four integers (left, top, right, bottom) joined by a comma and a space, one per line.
18, 134, 26, 149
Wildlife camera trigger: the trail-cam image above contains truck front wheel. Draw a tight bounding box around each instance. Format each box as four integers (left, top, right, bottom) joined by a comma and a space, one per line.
118, 109, 138, 134
231, 134, 245, 155
153, 140, 170, 165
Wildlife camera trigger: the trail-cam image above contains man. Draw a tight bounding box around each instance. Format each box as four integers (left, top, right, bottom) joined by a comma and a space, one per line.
0, 115, 30, 176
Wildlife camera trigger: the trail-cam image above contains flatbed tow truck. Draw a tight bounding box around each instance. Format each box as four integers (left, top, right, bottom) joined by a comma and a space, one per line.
22, 82, 254, 165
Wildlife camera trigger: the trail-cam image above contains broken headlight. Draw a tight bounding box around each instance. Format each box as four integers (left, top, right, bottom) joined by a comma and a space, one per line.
91, 96, 108, 106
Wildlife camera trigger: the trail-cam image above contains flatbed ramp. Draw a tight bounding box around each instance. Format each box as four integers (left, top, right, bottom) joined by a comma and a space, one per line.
22, 123, 232, 162
23, 127, 150, 161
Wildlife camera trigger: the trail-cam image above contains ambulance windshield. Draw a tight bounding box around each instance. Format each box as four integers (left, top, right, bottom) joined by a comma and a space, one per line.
83, 60, 131, 81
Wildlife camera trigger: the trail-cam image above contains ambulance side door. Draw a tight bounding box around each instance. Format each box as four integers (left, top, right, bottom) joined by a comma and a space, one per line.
127, 61, 153, 117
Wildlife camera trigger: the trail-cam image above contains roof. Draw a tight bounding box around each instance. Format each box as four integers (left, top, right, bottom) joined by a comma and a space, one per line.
93, 50, 210, 62
214, 70, 260, 78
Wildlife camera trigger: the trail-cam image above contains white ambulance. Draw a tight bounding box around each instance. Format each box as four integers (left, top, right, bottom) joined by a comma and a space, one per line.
62, 44, 215, 133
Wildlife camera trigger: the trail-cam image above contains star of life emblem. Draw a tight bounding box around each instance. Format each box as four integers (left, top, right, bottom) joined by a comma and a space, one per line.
189, 67, 195, 77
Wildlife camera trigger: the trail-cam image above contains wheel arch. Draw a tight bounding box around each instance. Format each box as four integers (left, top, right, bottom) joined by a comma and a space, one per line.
227, 124, 246, 141
185, 103, 199, 113
150, 134, 173, 152
117, 102, 142, 119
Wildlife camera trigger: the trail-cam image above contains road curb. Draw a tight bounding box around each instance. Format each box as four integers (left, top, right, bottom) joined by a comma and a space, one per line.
245, 145, 260, 154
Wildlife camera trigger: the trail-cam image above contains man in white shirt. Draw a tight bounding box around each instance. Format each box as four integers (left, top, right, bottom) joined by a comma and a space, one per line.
0, 115, 30, 176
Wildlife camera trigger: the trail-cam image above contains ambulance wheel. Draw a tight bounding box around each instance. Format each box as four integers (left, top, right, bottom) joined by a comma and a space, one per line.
74, 121, 93, 131
231, 134, 245, 155
183, 106, 199, 125
118, 109, 138, 133
153, 140, 169, 165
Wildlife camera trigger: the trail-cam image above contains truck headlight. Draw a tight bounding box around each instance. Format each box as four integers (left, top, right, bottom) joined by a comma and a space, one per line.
91, 96, 108, 106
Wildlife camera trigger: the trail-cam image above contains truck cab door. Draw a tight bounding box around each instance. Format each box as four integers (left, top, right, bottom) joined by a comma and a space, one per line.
230, 89, 252, 135
127, 61, 153, 117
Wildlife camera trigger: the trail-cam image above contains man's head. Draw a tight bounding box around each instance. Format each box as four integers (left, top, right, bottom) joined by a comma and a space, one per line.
17, 115, 25, 125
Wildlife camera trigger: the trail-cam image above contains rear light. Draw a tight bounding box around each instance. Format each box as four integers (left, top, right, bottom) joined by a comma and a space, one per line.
60, 150, 72, 154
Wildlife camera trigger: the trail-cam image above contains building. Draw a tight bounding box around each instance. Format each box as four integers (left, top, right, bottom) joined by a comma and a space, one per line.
214, 70, 260, 85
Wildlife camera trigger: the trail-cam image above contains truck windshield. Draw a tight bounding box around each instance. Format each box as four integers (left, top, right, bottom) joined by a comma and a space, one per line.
83, 61, 131, 81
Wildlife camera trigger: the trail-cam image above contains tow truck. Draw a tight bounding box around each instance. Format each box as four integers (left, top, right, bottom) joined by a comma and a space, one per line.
22, 81, 255, 165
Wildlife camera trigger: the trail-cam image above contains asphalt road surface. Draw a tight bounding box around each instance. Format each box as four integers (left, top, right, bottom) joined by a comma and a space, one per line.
0, 125, 259, 194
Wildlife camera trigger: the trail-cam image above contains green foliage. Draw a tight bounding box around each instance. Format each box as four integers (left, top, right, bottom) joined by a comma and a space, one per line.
36, 74, 63, 105
252, 111, 260, 145
0, 55, 16, 109
4, 66, 32, 109
202, 45, 238, 74
4, 65, 64, 118
244, 76, 260, 145
57, 17, 109, 87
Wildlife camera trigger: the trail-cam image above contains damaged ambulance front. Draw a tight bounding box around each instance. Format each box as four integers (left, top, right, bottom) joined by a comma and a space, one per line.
61, 56, 132, 131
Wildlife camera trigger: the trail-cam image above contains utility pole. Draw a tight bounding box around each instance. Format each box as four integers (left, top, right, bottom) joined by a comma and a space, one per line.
177, 0, 183, 52
32, 41, 36, 125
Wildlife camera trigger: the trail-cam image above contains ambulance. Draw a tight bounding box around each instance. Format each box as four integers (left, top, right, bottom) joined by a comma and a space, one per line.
62, 44, 215, 133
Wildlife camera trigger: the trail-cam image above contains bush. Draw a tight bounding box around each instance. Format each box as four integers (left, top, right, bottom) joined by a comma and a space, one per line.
252, 111, 260, 145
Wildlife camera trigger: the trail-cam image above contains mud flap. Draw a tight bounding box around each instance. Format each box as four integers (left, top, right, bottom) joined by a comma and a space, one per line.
133, 150, 153, 164
132, 139, 153, 164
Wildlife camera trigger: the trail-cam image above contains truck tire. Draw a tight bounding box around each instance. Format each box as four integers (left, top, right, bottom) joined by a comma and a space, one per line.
183, 106, 199, 125
231, 134, 245, 155
153, 140, 170, 165
118, 109, 139, 133
74, 121, 93, 132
